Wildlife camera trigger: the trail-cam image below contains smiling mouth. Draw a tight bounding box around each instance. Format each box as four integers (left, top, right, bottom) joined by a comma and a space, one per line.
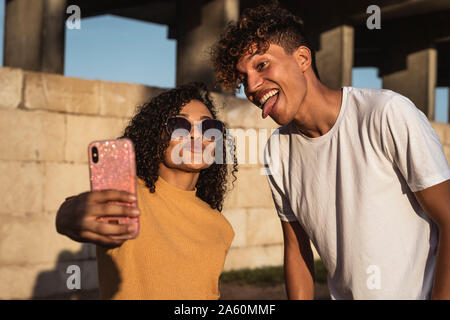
258, 89, 280, 107
260, 89, 280, 119
188, 141, 204, 153
190, 146, 203, 153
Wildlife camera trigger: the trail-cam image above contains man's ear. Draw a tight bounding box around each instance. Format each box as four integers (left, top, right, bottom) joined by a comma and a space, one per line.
293, 46, 312, 72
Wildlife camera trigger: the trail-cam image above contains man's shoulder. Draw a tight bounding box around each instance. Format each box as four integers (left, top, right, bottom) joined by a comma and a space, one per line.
345, 87, 415, 121
346, 86, 399, 109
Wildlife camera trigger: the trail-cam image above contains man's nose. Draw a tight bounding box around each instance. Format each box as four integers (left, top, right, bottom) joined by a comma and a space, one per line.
246, 72, 263, 93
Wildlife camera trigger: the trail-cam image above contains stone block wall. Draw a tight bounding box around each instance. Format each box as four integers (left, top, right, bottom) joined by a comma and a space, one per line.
1, 66, 450, 299
0, 67, 164, 299
0, 67, 283, 299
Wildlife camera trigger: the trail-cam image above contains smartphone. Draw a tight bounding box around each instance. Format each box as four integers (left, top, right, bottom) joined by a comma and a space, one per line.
88, 138, 139, 239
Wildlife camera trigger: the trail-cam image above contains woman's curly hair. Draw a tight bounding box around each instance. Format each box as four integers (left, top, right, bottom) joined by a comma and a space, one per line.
121, 82, 238, 212
211, 1, 319, 92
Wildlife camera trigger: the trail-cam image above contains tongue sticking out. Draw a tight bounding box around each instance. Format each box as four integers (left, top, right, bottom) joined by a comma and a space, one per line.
262, 93, 279, 119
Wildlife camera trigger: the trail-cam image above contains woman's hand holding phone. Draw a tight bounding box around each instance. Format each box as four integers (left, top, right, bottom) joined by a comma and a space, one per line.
56, 138, 140, 248
56, 189, 140, 248
88, 138, 140, 240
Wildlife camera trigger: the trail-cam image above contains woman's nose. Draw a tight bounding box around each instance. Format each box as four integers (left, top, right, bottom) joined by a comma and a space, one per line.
190, 122, 203, 140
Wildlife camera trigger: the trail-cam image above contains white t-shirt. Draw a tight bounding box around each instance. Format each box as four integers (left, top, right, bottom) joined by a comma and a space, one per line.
264, 87, 450, 300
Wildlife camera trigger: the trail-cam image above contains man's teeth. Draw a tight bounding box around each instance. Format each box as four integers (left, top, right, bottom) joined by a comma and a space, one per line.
260, 90, 279, 106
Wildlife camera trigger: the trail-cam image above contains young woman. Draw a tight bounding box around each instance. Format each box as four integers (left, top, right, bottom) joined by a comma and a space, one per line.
56, 82, 238, 299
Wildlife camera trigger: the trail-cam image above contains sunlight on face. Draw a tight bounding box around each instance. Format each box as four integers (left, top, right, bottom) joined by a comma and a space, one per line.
163, 100, 220, 172
236, 43, 309, 125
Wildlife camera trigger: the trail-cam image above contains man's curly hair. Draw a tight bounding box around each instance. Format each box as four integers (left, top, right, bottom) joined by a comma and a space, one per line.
211, 2, 319, 92
121, 82, 238, 212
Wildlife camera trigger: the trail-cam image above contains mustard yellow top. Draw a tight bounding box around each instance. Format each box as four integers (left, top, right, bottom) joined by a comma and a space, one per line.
96, 176, 234, 300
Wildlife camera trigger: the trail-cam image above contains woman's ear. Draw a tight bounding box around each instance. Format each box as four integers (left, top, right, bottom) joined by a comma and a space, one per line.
293, 46, 312, 72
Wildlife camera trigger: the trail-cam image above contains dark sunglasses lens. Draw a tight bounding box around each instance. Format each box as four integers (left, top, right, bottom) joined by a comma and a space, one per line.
202, 119, 224, 141
167, 117, 191, 139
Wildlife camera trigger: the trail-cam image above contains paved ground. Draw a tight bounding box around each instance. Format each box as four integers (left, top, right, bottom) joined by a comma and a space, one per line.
37, 282, 330, 300
219, 282, 330, 300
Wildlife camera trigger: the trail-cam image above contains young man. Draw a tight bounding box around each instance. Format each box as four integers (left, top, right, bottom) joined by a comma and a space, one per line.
211, 4, 450, 299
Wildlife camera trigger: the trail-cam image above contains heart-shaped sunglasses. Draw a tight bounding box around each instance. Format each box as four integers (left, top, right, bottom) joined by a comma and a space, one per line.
164, 117, 224, 142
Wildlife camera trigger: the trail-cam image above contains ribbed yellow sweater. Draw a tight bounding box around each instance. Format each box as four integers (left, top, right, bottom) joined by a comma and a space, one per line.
96, 176, 234, 300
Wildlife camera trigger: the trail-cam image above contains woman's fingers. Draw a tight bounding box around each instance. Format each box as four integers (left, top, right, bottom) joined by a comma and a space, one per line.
78, 230, 126, 248
89, 202, 140, 218
83, 218, 134, 237
87, 189, 137, 205
84, 190, 140, 218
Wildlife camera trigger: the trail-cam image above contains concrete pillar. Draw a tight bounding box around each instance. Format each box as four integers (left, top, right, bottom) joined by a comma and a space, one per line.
175, 0, 239, 90
315, 25, 354, 90
382, 48, 437, 120
3, 0, 67, 74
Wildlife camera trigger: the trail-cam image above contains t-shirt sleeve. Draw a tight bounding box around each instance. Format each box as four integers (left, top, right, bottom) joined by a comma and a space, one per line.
381, 94, 450, 192
264, 133, 297, 222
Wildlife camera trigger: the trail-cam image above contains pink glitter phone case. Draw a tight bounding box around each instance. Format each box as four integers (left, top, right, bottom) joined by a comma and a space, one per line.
88, 138, 139, 239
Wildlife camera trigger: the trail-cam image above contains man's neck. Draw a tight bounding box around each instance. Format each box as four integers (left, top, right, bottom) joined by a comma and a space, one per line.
292, 79, 343, 138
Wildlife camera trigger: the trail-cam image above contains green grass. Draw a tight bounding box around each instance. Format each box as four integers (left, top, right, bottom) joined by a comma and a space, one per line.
219, 260, 328, 287
220, 266, 284, 287
314, 260, 328, 283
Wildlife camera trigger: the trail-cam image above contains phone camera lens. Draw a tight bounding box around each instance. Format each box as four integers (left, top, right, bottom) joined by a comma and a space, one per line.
92, 147, 99, 163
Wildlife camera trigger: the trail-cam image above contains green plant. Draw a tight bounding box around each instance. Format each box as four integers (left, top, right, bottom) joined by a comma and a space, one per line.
219, 260, 328, 287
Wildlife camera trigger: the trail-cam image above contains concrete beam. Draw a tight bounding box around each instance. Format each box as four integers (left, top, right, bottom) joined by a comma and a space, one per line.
175, 0, 239, 90
382, 48, 437, 120
3, 0, 67, 74
315, 25, 354, 89
70, 0, 152, 18
436, 40, 450, 87
349, 0, 450, 25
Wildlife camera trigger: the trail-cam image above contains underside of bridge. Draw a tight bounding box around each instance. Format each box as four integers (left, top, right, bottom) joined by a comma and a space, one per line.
4, 0, 450, 119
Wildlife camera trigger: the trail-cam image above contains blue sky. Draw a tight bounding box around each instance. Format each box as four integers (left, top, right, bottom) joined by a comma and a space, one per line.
0, 1, 447, 122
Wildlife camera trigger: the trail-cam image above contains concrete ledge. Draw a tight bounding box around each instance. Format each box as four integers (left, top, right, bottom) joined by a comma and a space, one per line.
0, 259, 98, 299
43, 162, 90, 213
431, 121, 450, 146
229, 166, 276, 209
24, 71, 101, 115
0, 160, 44, 216
0, 67, 23, 109
0, 214, 96, 266
431, 121, 450, 163
223, 244, 283, 271
65, 114, 129, 163
246, 208, 283, 246
443, 145, 450, 163
222, 209, 247, 248
22, 70, 170, 118
0, 109, 66, 161
99, 81, 166, 118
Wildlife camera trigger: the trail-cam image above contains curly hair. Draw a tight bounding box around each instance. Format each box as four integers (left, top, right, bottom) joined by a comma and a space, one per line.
211, 1, 319, 92
121, 82, 238, 212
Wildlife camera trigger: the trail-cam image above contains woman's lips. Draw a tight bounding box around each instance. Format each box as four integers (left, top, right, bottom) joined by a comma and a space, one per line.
179, 140, 204, 154
190, 146, 204, 153
189, 142, 204, 153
